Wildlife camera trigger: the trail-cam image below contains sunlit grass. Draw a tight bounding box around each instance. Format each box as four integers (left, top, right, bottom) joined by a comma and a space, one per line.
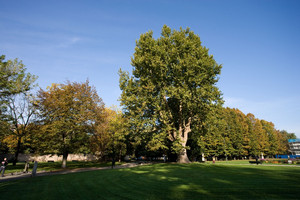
206, 159, 300, 165
3, 161, 122, 174
0, 163, 299, 199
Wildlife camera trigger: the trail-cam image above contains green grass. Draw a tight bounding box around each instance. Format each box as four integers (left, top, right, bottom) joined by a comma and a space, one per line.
206, 160, 251, 165
205, 159, 300, 165
4, 161, 121, 174
0, 163, 299, 200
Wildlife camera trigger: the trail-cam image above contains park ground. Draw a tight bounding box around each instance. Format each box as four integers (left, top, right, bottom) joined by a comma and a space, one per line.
0, 160, 299, 200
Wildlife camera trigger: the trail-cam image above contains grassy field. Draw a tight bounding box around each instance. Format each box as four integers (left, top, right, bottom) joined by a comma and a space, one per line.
0, 163, 299, 200
3, 161, 120, 174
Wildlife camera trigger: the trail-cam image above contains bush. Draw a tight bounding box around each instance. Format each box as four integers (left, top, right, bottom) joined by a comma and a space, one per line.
260, 159, 300, 165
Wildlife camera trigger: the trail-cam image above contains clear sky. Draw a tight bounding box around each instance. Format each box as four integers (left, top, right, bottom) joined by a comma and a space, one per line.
1, 0, 299, 137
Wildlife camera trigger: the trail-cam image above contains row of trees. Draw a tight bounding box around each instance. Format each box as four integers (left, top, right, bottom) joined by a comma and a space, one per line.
0, 56, 126, 167
0, 26, 296, 167
189, 107, 295, 161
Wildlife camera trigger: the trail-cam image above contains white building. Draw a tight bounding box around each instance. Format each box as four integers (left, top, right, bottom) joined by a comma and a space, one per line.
289, 139, 300, 156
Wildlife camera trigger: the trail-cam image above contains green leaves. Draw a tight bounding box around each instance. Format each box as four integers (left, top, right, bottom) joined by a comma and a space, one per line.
120, 25, 223, 161
198, 107, 292, 159
0, 56, 37, 99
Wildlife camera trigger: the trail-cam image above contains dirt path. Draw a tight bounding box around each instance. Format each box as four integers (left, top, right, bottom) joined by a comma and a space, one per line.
0, 162, 148, 182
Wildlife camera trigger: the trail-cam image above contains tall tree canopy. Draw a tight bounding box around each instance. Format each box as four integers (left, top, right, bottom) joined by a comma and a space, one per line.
119, 25, 222, 163
36, 81, 104, 168
0, 55, 37, 164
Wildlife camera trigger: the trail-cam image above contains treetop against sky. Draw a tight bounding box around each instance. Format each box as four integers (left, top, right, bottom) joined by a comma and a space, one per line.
0, 0, 299, 137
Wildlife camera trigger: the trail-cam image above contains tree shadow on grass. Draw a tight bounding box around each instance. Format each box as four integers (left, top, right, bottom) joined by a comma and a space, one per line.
120, 163, 300, 199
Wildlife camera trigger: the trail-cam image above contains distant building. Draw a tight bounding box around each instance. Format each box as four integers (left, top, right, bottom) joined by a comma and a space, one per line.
288, 139, 300, 156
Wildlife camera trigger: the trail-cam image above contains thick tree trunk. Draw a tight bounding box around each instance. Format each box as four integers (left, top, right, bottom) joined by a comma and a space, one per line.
13, 137, 22, 166
176, 112, 191, 163
176, 129, 191, 163
177, 148, 191, 163
62, 151, 68, 168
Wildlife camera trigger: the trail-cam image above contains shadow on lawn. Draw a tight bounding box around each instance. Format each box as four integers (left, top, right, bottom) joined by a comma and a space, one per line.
0, 163, 299, 200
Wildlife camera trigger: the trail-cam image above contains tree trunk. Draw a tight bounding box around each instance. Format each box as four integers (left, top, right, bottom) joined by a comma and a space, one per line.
176, 130, 191, 163
13, 137, 22, 166
177, 148, 191, 163
119, 149, 122, 162
62, 151, 68, 168
176, 113, 191, 164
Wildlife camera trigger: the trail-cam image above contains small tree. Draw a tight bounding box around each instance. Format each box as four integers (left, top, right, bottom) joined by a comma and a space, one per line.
119, 25, 222, 163
7, 93, 37, 165
0, 55, 37, 164
36, 81, 104, 168
107, 109, 127, 162
90, 107, 127, 162
90, 108, 113, 160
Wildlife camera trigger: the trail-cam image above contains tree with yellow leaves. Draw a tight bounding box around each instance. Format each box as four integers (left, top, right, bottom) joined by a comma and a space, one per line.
36, 80, 104, 168
90, 107, 127, 162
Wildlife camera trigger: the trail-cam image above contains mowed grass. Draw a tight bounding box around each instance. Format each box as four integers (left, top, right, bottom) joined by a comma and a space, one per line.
0, 163, 299, 200
4, 161, 121, 174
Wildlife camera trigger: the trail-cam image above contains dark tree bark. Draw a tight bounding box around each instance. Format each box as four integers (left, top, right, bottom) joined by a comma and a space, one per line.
62, 151, 68, 168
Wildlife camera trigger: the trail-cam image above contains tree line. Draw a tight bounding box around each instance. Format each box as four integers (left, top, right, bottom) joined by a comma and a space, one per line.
0, 26, 296, 167
189, 107, 295, 161
0, 56, 126, 168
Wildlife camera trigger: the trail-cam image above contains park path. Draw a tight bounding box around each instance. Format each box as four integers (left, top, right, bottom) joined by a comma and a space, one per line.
0, 162, 148, 182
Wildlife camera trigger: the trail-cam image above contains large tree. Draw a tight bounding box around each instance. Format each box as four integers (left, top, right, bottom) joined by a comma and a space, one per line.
36, 81, 104, 168
119, 25, 222, 163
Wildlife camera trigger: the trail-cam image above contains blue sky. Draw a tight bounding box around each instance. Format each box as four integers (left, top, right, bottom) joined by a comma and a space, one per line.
1, 0, 299, 137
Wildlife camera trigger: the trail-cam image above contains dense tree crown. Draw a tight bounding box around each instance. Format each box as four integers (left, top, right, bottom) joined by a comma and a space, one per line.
0, 55, 36, 100
35, 81, 104, 168
119, 25, 222, 163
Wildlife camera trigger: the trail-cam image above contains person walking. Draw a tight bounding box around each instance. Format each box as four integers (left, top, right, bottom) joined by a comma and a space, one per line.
0, 158, 8, 177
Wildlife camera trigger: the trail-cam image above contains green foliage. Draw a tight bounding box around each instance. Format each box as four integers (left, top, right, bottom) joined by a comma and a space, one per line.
0, 55, 37, 163
120, 25, 222, 162
198, 107, 292, 159
0, 55, 37, 129
0, 55, 37, 100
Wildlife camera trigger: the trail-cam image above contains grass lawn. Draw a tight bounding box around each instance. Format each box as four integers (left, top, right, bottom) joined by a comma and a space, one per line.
3, 161, 120, 174
0, 163, 299, 200
207, 159, 300, 165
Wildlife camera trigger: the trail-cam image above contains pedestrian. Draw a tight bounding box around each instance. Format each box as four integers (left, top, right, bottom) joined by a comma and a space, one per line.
0, 158, 8, 177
